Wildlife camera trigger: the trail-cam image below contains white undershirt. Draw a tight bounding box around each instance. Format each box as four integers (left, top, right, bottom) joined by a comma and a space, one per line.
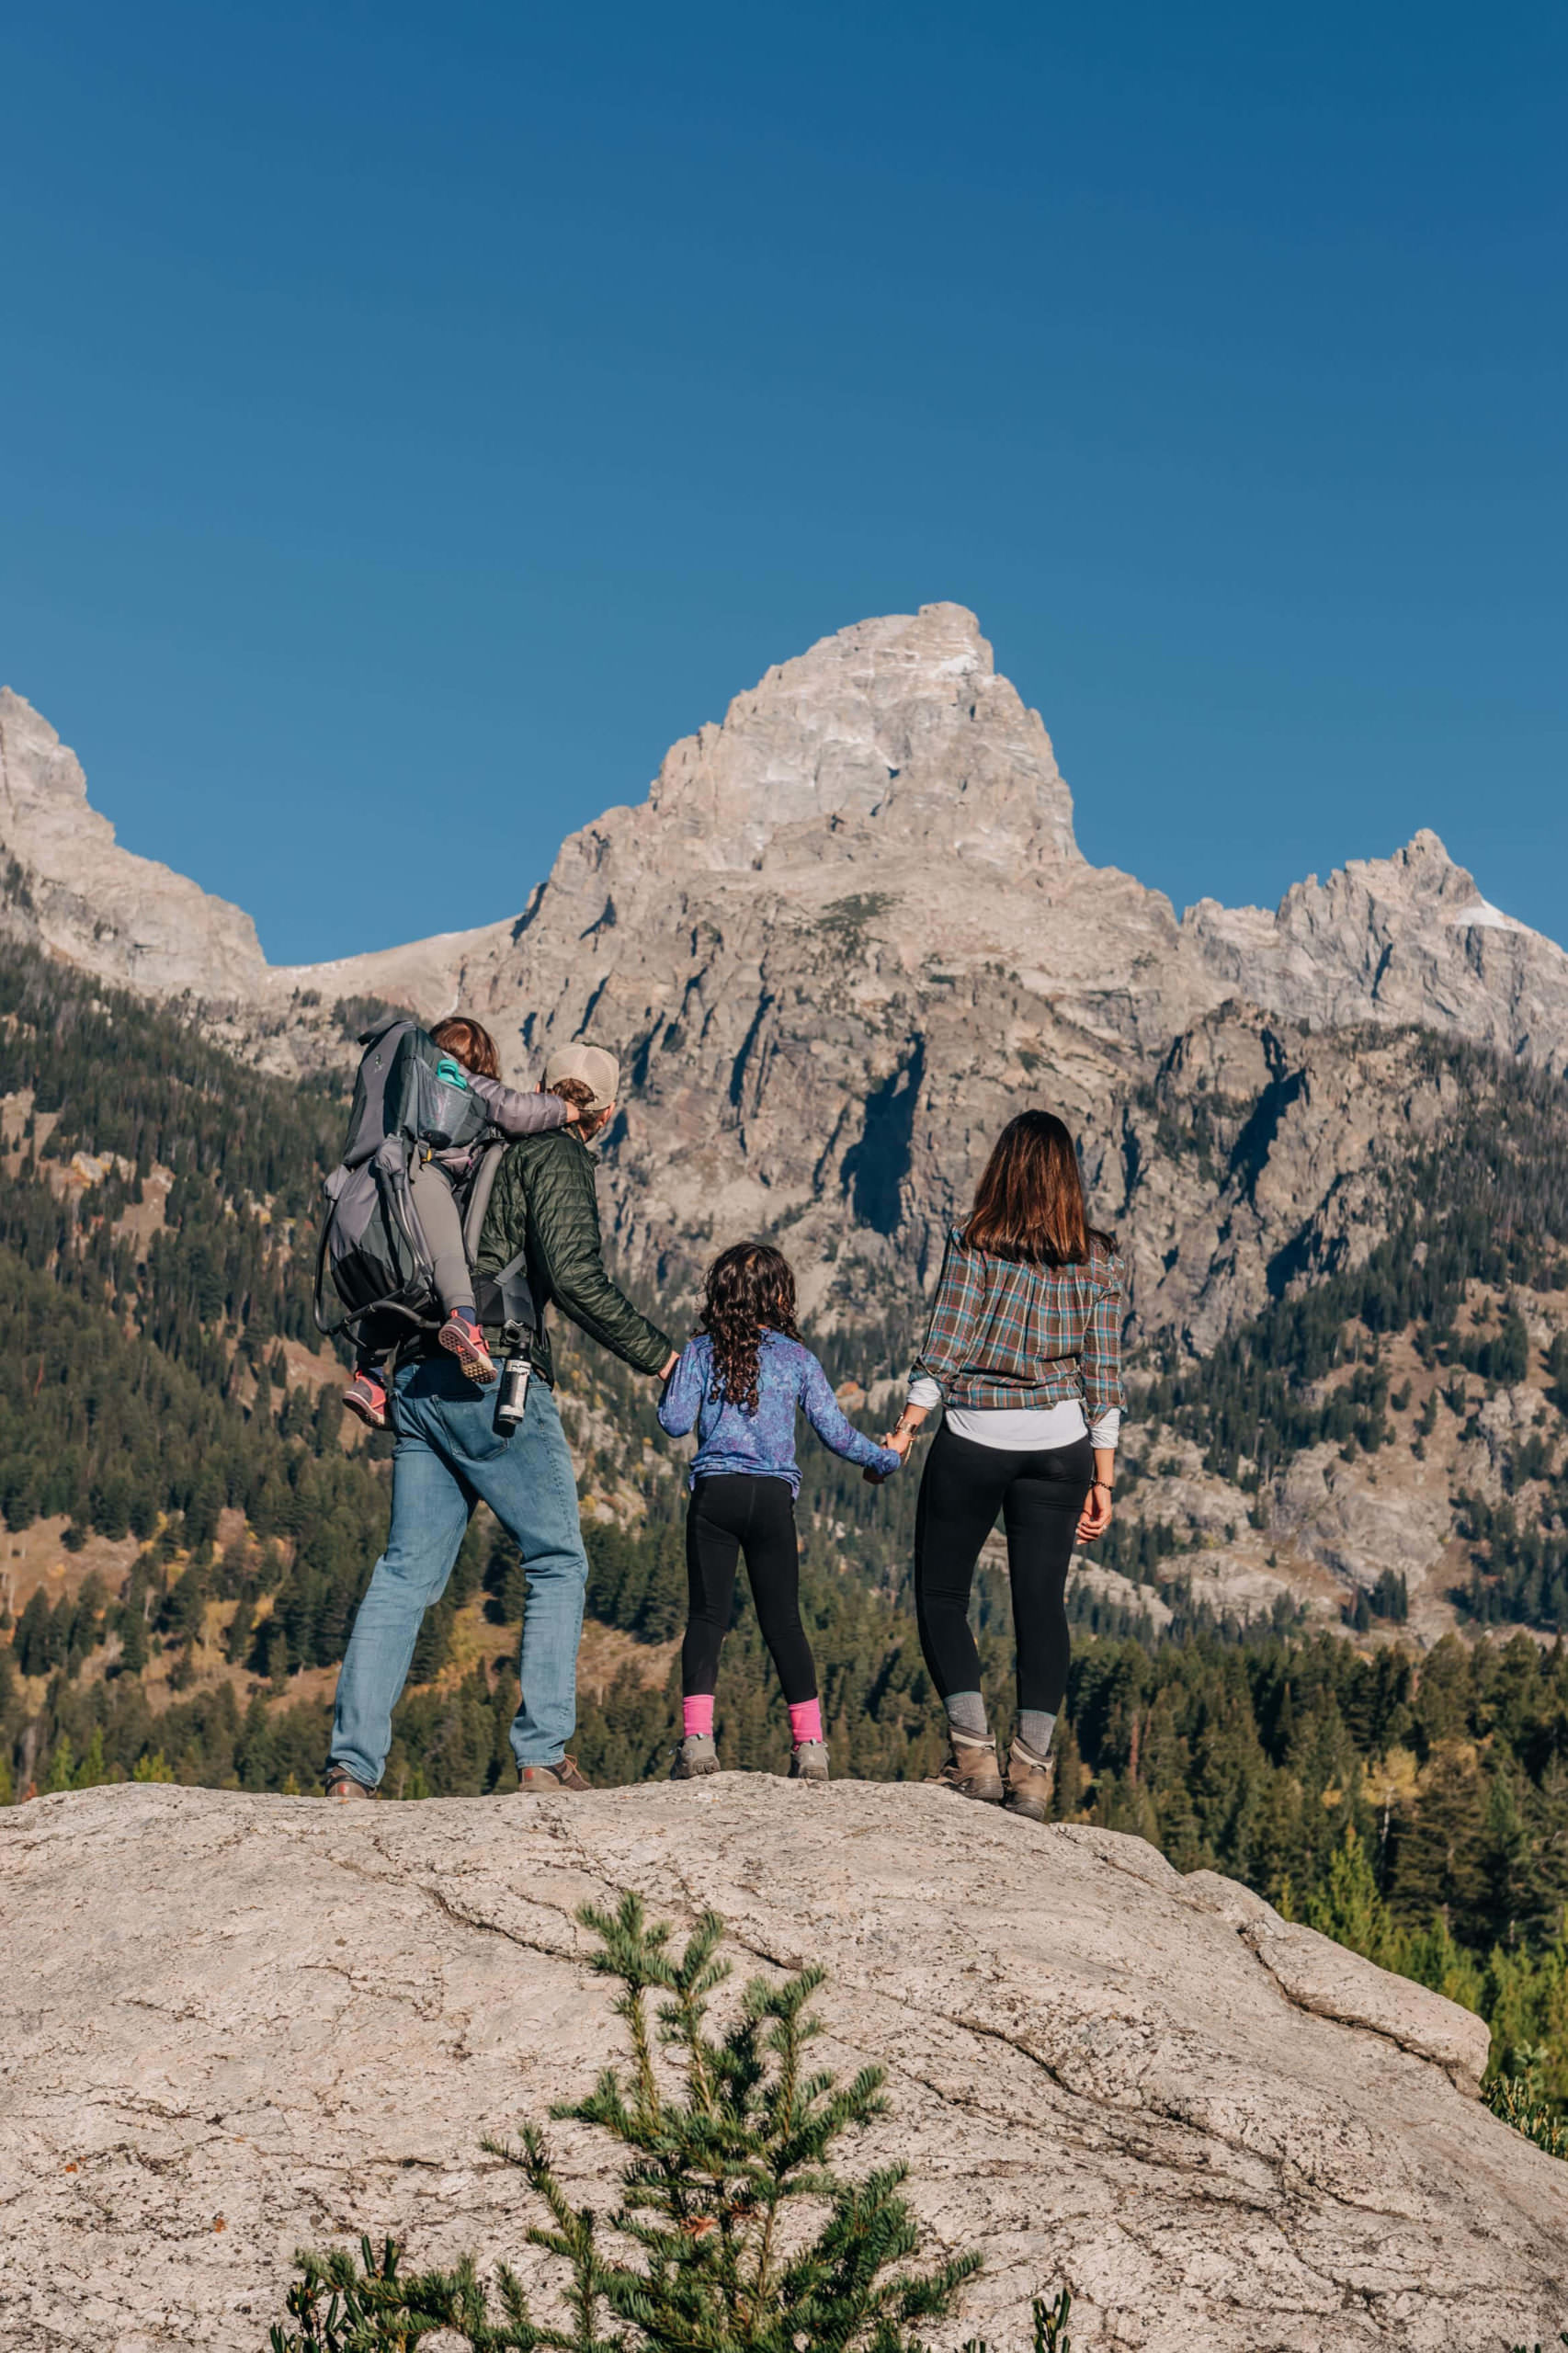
907, 1377, 1121, 1454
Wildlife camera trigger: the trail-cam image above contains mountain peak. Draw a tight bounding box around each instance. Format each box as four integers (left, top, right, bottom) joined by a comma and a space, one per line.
0, 688, 90, 813
642, 602, 1078, 875
4, 617, 1562, 1089
0, 688, 266, 1001
1183, 824, 1566, 1062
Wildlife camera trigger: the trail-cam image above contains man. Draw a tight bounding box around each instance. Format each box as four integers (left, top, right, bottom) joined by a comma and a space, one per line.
324, 1041, 676, 1798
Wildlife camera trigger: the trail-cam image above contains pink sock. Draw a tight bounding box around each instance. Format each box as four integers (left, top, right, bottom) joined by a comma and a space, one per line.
789, 1699, 824, 1747
683, 1695, 714, 1740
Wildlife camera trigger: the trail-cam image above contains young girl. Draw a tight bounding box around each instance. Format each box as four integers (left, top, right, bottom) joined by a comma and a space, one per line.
657, 1242, 902, 1782
343, 1016, 579, 1429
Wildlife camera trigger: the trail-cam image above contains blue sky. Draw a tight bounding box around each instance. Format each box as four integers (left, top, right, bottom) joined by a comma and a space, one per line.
2, 2, 1563, 962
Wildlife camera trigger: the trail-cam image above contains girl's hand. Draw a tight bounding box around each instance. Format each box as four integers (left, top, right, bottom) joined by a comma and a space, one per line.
866, 1430, 913, 1484
1077, 1481, 1113, 1543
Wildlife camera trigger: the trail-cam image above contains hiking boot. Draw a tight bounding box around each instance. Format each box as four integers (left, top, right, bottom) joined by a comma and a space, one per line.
1005, 1739, 1056, 1824
927, 1733, 1004, 1805
789, 1739, 830, 1783
439, 1312, 497, 1383
324, 1764, 375, 1802
517, 1754, 591, 1793
670, 1733, 721, 1780
343, 1372, 388, 1431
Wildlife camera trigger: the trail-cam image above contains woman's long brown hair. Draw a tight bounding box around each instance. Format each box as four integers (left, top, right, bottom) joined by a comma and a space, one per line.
699, 1243, 801, 1414
429, 1016, 502, 1081
962, 1109, 1110, 1265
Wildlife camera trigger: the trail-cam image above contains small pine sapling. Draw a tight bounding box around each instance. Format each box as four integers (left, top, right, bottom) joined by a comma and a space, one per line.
958, 2289, 1073, 2353
268, 2234, 530, 2350
264, 1893, 984, 2352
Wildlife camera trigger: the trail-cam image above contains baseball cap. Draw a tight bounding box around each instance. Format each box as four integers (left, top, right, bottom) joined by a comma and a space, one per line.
543, 1040, 620, 1114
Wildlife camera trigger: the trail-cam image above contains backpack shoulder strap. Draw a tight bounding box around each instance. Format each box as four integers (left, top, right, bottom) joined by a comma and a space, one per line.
483, 1245, 537, 1333
465, 1141, 538, 1333
462, 1141, 506, 1260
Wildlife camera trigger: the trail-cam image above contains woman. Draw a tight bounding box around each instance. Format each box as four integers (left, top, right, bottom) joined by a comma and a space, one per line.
885, 1110, 1123, 1820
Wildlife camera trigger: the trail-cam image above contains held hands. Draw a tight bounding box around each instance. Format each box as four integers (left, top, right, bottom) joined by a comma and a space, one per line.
863, 1420, 919, 1485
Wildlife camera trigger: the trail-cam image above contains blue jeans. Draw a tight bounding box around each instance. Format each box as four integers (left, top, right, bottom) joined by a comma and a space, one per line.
330, 1352, 587, 1787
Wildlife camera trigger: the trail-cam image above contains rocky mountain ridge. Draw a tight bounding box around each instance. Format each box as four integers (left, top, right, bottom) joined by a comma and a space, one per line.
5, 608, 1564, 1356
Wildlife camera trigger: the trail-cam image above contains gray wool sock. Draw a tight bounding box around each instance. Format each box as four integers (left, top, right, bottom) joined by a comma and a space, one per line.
1017, 1710, 1057, 1763
945, 1691, 990, 1744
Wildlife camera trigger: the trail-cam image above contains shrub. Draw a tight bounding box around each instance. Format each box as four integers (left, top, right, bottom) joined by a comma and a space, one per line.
267, 1896, 990, 2352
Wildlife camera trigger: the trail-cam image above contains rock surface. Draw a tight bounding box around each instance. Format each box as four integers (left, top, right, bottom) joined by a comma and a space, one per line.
1184, 829, 1568, 1071
2, 1779, 1564, 2352
0, 689, 268, 1002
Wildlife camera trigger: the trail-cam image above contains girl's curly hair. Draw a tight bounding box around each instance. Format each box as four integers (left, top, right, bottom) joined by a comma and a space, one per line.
699, 1243, 801, 1415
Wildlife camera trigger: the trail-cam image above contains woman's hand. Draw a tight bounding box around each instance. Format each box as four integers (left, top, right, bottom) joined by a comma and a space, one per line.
866, 1412, 920, 1485
883, 1404, 928, 1459
1077, 1480, 1114, 1543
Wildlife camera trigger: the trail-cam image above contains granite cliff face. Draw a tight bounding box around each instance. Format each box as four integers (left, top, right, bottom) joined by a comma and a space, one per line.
1184, 828, 1568, 1068
4, 606, 1564, 1348
0, 688, 268, 1003
5, 1779, 1564, 2353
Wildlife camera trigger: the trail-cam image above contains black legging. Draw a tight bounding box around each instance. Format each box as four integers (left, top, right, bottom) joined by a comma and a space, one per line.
683, 1474, 818, 1704
914, 1424, 1094, 1714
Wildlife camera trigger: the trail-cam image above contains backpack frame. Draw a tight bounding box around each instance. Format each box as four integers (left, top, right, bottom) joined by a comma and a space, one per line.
312, 1019, 536, 1353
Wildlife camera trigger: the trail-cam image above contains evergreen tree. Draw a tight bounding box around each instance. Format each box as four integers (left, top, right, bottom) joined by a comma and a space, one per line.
1304, 1825, 1401, 1972
266, 1897, 983, 2352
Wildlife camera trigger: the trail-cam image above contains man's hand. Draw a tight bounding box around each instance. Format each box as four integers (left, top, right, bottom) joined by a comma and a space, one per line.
655, 1351, 679, 1382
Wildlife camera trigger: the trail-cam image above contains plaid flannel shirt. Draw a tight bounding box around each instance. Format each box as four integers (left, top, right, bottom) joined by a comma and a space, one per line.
910, 1228, 1125, 1418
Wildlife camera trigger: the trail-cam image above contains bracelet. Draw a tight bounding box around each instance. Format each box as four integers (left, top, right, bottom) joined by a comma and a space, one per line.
1093, 1480, 1113, 1495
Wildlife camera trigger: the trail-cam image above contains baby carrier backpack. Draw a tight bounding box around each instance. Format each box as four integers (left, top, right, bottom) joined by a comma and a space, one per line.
312, 1017, 534, 1352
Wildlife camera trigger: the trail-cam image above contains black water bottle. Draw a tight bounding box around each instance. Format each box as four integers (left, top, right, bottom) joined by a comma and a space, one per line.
494, 1317, 531, 1421
495, 1346, 530, 1430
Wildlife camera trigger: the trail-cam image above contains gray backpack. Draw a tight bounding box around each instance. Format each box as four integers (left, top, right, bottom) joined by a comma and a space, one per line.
312, 1018, 535, 1349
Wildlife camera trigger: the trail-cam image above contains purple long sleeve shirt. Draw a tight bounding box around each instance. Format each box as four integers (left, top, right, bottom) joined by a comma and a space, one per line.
658, 1331, 902, 1495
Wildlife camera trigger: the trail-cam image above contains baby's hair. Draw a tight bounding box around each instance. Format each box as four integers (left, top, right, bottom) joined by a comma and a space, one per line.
699, 1243, 801, 1415
430, 1016, 501, 1082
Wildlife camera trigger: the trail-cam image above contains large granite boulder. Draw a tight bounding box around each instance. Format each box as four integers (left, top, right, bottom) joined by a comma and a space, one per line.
2, 1778, 1562, 2350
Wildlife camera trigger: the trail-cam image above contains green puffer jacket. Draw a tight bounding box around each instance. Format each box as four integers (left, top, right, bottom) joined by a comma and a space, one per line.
471, 1130, 674, 1385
